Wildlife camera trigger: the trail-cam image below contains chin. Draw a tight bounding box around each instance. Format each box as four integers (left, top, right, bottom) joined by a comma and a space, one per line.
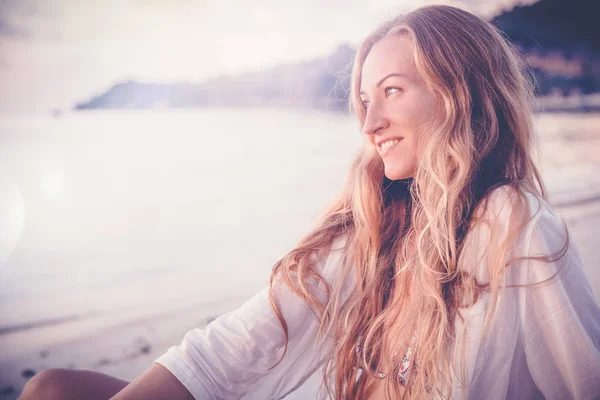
384, 168, 413, 181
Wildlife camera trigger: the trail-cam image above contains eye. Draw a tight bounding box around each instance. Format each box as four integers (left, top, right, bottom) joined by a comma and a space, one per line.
360, 87, 401, 110
385, 86, 401, 96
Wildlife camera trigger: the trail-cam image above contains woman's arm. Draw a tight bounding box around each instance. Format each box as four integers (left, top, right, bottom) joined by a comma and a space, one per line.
110, 363, 195, 400
110, 235, 351, 400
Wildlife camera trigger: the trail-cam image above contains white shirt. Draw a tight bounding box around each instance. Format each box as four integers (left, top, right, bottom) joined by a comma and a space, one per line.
154, 188, 600, 399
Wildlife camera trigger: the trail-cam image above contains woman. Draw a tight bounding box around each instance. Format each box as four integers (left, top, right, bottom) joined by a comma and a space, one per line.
20, 5, 600, 400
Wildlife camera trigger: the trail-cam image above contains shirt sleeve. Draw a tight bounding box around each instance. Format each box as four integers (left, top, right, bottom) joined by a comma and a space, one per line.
153, 235, 351, 400
519, 206, 600, 399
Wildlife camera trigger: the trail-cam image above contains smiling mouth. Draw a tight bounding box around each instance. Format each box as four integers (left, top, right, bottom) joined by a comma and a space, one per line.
379, 138, 402, 155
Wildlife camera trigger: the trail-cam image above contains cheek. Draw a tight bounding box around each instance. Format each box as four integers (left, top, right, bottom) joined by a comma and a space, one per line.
413, 98, 436, 123
394, 107, 429, 142
405, 137, 420, 164
410, 97, 437, 140
395, 95, 434, 130
404, 109, 431, 159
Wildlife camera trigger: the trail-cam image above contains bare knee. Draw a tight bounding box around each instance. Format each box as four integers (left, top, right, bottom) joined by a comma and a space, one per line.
19, 368, 129, 400
20, 368, 68, 400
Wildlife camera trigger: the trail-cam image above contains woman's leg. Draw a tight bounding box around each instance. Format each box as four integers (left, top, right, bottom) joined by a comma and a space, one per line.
19, 368, 129, 400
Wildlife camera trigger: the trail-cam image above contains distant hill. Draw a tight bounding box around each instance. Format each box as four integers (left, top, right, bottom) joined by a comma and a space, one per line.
75, 44, 355, 112
75, 0, 599, 112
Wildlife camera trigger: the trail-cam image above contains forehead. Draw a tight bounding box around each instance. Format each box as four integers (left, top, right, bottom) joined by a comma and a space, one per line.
360, 35, 417, 90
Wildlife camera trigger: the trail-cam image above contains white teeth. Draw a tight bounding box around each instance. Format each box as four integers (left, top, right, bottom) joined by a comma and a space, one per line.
381, 139, 400, 151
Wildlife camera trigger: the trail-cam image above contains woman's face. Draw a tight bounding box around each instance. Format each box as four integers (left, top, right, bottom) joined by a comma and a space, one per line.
359, 35, 437, 181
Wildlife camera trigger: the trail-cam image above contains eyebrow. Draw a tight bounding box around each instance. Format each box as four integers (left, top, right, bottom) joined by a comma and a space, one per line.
359, 73, 410, 95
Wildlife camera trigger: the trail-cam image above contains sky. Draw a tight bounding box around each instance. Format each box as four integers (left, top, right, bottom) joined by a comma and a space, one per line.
0, 0, 537, 114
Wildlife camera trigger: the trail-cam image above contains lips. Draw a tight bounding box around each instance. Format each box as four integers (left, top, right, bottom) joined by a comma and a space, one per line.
378, 137, 403, 156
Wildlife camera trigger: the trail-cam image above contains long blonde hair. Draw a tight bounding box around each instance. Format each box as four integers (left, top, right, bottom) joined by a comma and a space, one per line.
268, 5, 567, 399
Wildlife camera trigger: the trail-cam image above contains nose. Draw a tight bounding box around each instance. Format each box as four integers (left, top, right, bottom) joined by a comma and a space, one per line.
361, 105, 389, 137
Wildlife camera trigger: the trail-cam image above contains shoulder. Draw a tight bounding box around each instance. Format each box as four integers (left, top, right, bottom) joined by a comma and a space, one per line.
296, 233, 355, 301
471, 185, 560, 242
460, 185, 567, 282
474, 185, 547, 223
